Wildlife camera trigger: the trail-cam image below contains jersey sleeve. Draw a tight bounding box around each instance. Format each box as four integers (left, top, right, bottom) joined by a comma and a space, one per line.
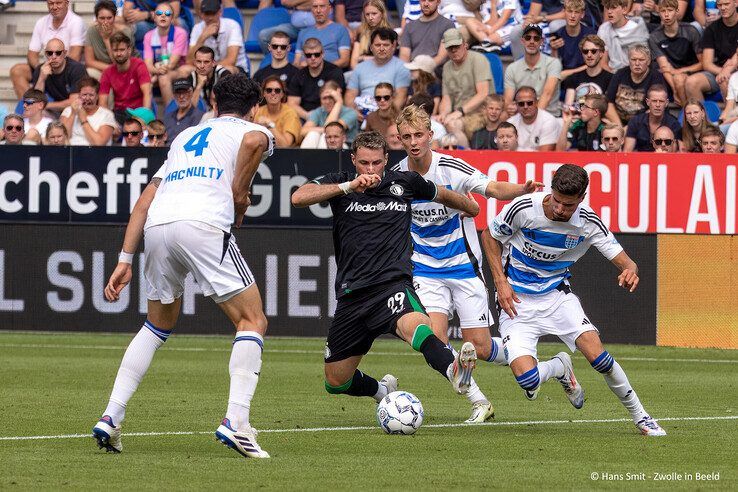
462, 170, 491, 195
488, 197, 527, 245
406, 171, 437, 201
310, 172, 345, 185
152, 162, 167, 180
581, 208, 623, 260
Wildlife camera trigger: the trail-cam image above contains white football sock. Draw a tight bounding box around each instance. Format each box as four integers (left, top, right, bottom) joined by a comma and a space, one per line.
103, 322, 169, 425
603, 360, 646, 421
538, 357, 565, 383
447, 344, 488, 404
486, 337, 508, 365
226, 331, 263, 430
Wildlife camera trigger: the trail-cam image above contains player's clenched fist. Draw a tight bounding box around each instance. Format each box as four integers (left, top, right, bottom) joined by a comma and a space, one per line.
350, 173, 380, 192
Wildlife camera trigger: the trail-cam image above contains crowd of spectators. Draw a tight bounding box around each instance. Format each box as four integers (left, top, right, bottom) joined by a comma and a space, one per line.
2, 0, 737, 154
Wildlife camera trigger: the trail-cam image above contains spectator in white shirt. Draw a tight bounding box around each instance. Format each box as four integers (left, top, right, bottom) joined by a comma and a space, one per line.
60, 77, 117, 145
188, 0, 250, 75
506, 86, 561, 151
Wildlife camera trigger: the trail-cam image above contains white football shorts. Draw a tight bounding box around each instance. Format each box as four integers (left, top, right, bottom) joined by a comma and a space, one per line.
144, 220, 254, 304
414, 275, 492, 329
498, 288, 598, 363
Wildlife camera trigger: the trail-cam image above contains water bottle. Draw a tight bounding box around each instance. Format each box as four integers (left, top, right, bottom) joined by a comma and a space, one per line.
706, 0, 719, 20
161, 53, 170, 66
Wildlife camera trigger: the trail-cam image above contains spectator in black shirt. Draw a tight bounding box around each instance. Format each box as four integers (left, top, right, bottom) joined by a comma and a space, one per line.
557, 93, 607, 151
550, 0, 597, 77
651, 125, 677, 152
600, 122, 625, 151
470, 95, 505, 150
287, 37, 346, 120
252, 31, 299, 86
31, 38, 88, 116
291, 131, 481, 402
624, 84, 682, 151
649, 0, 702, 106
189, 46, 232, 110
563, 35, 613, 107
685, 0, 738, 101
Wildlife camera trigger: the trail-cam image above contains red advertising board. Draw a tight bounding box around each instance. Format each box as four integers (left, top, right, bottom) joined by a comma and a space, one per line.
445, 151, 737, 235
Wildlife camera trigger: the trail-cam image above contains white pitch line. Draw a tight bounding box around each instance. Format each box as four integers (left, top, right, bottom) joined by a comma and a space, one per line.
1, 415, 736, 442
1, 343, 737, 364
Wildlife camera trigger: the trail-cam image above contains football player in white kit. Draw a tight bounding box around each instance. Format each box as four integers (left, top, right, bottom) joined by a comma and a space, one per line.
393, 104, 541, 423
482, 164, 666, 436
92, 73, 277, 458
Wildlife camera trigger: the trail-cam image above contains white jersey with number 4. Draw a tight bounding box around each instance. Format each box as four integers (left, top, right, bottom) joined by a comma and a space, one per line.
394, 151, 490, 280
488, 192, 623, 294
146, 116, 274, 233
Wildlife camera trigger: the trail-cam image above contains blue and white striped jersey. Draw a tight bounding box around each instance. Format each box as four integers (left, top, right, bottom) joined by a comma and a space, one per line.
394, 152, 490, 279
481, 0, 524, 26
402, 0, 421, 21
488, 192, 623, 294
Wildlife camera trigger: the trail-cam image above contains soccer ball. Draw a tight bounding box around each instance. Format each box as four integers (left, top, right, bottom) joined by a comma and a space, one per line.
376, 391, 424, 435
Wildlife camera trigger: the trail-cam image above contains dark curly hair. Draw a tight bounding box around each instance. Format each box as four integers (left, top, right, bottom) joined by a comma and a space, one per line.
213, 72, 262, 117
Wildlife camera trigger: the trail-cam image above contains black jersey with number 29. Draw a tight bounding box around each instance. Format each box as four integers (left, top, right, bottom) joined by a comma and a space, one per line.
313, 170, 437, 298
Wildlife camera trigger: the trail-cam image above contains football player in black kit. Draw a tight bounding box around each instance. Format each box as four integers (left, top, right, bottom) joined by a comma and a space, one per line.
292, 131, 482, 405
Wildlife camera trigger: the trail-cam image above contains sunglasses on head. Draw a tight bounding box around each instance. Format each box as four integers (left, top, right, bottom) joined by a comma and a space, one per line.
270, 43, 288, 50
581, 48, 600, 55
516, 100, 535, 107
5, 125, 23, 132
123, 130, 141, 137
45, 50, 63, 57
523, 35, 541, 42
304, 52, 322, 58
23, 99, 39, 106
374, 95, 391, 102
264, 87, 283, 94
653, 138, 673, 146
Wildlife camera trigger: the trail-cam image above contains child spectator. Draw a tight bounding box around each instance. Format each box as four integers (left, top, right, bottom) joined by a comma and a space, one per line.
597, 0, 649, 70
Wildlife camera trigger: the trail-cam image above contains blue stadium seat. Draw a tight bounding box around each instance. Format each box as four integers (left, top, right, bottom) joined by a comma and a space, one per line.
483, 53, 504, 95
236, 0, 282, 7
244, 7, 291, 53
705, 91, 724, 103
258, 50, 296, 70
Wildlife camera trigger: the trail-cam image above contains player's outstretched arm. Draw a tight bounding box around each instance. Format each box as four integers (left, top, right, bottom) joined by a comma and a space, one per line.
291, 174, 380, 207
104, 179, 160, 302
434, 185, 480, 217
233, 131, 270, 228
484, 179, 543, 200
481, 228, 520, 318
611, 251, 639, 293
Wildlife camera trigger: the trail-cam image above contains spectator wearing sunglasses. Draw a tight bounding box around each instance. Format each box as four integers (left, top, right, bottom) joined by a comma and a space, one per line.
364, 83, 398, 137
60, 77, 116, 146
561, 35, 612, 108
294, 0, 351, 68
147, 119, 168, 147
143, 2, 191, 106
506, 86, 561, 151
122, 117, 144, 146
21, 89, 53, 143
651, 125, 677, 152
9, 0, 86, 101
162, 78, 204, 144
30, 38, 88, 116
599, 123, 625, 151
0, 114, 37, 145
504, 24, 562, 117
254, 75, 301, 148
123, 0, 192, 51
253, 32, 299, 86
287, 38, 346, 120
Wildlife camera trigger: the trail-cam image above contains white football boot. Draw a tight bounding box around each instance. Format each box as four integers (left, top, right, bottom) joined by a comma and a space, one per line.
465, 400, 495, 423
451, 342, 477, 394
635, 416, 667, 436
92, 415, 122, 453
553, 352, 585, 409
215, 418, 270, 458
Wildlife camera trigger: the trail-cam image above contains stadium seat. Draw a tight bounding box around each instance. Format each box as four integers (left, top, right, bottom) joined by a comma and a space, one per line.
258, 49, 296, 70
236, 0, 282, 7
244, 7, 291, 53
482, 53, 504, 95
705, 91, 724, 103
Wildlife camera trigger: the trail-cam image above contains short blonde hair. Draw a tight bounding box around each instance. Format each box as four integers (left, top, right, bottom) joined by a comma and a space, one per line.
602, 123, 624, 138
564, 0, 585, 11
396, 104, 431, 132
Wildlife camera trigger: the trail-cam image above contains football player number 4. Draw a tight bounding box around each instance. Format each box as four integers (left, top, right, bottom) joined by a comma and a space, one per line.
184, 127, 212, 156
387, 292, 406, 315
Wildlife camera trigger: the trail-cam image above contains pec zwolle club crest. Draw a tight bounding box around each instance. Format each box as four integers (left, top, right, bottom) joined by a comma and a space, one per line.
389, 184, 404, 196
565, 234, 580, 249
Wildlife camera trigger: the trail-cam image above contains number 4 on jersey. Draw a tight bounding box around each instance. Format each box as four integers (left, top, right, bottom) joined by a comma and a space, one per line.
183, 127, 212, 156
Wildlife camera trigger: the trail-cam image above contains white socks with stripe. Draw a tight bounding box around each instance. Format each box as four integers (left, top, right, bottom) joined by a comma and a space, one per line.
103, 321, 170, 425
603, 360, 646, 421
225, 331, 263, 431
538, 357, 565, 383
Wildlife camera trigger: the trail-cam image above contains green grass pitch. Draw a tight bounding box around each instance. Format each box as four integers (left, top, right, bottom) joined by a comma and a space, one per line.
0, 331, 736, 490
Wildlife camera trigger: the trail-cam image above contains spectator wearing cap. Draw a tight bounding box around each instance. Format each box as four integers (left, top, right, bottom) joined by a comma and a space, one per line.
147, 119, 168, 147
398, 0, 454, 69
122, 117, 145, 146
405, 54, 441, 115
470, 94, 505, 150
301, 80, 358, 148
364, 83, 398, 137
85, 0, 139, 80
286, 38, 346, 120
624, 84, 682, 152
188, 0, 250, 75
294, 0, 351, 68
1, 114, 37, 145
345, 28, 411, 114
10, 0, 86, 100
324, 121, 348, 150
253, 31, 299, 86
437, 28, 492, 149
507, 85, 561, 151
30, 38, 88, 116
162, 78, 204, 144
188, 46, 233, 110
60, 77, 116, 146
123, 0, 192, 51
504, 24, 562, 117
597, 0, 649, 71
258, 0, 315, 54
100, 31, 153, 125
21, 89, 54, 141
254, 75, 301, 148
143, 1, 192, 106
